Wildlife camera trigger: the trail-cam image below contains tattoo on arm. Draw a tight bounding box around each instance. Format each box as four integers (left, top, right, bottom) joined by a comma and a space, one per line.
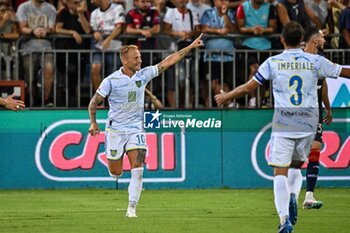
157, 47, 191, 74
88, 93, 104, 123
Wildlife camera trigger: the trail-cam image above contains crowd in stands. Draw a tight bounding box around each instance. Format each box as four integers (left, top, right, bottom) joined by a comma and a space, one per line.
0, 0, 350, 108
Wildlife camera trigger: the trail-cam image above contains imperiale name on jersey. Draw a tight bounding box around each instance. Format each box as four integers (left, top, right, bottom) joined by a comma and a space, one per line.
277, 62, 314, 70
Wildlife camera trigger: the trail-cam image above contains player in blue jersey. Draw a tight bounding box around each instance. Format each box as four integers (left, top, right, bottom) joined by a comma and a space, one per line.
214, 22, 350, 233
88, 34, 203, 218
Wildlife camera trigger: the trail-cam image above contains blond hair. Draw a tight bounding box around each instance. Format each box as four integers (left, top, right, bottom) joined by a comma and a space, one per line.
120, 45, 139, 61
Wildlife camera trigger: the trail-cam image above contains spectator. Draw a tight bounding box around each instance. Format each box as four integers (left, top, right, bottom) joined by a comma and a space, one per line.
201, 0, 236, 107
90, 0, 125, 91
16, 0, 57, 107
55, 0, 91, 106
304, 0, 329, 28
0, 2, 18, 79
236, 0, 277, 107
125, 0, 162, 103
187, 0, 211, 21
163, 0, 201, 108
339, 0, 350, 48
276, 0, 323, 30
328, 0, 346, 48
125, 0, 160, 53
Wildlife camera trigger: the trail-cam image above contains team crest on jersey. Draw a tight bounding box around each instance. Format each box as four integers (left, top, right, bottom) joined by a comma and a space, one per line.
135, 81, 142, 88
110, 150, 117, 157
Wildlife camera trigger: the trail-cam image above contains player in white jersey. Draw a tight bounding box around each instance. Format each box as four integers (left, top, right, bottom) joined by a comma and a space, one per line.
88, 34, 204, 218
214, 22, 350, 233
287, 26, 332, 227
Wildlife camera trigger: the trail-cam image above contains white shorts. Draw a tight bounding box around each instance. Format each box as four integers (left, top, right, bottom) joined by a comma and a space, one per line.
268, 134, 314, 167
105, 131, 147, 160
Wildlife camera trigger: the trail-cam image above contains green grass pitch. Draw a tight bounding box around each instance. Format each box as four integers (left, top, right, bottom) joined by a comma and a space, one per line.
0, 188, 349, 233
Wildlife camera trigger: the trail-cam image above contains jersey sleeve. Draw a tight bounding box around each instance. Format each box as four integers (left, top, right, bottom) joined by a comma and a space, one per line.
316, 55, 342, 79
200, 9, 210, 26
152, 10, 160, 25
16, 4, 27, 22
253, 59, 270, 85
125, 12, 133, 25
163, 8, 173, 24
114, 5, 125, 25
140, 65, 159, 83
96, 78, 111, 98
90, 10, 97, 31
48, 5, 57, 27
236, 5, 245, 19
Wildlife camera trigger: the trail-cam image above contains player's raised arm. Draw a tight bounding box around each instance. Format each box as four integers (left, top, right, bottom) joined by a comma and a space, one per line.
88, 92, 105, 136
214, 78, 260, 105
156, 33, 204, 75
340, 67, 350, 78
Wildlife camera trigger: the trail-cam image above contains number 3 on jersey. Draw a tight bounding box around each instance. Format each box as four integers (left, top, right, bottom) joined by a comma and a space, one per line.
289, 75, 303, 106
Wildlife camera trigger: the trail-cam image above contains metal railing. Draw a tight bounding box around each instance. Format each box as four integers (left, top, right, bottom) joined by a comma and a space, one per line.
1, 34, 349, 108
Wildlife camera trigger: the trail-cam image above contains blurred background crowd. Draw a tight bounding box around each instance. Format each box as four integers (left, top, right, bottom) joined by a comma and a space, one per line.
0, 0, 349, 108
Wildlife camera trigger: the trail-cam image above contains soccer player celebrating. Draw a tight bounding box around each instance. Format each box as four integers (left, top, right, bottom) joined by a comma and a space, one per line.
88, 34, 204, 218
287, 26, 331, 226
214, 22, 350, 233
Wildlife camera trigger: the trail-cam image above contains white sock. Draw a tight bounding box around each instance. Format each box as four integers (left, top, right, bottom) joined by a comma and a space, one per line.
274, 175, 290, 224
305, 191, 314, 200
108, 170, 123, 179
288, 168, 303, 199
128, 167, 144, 206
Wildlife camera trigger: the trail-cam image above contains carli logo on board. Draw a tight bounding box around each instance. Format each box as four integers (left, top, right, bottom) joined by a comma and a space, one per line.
35, 120, 186, 182
252, 119, 350, 181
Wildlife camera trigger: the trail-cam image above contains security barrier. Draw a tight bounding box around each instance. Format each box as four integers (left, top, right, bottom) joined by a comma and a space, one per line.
1, 35, 350, 108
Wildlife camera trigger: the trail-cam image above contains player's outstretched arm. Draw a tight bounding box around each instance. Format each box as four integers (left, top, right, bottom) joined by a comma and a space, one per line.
0, 94, 25, 111
156, 33, 204, 75
214, 79, 260, 105
88, 93, 104, 136
322, 79, 332, 125
340, 67, 350, 78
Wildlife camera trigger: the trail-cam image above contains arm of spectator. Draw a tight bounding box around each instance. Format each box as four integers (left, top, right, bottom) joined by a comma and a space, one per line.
77, 3, 91, 34
55, 22, 83, 44
341, 28, 350, 48
145, 88, 163, 109
126, 24, 160, 38
304, 4, 323, 29
163, 22, 188, 40
102, 23, 123, 50
276, 3, 290, 26
18, 21, 34, 35
221, 2, 236, 33
228, 0, 245, 9
0, 23, 19, 39
328, 0, 346, 10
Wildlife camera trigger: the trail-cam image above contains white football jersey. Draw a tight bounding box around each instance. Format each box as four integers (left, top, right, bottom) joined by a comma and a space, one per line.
97, 66, 159, 132
254, 48, 342, 138
90, 3, 125, 36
